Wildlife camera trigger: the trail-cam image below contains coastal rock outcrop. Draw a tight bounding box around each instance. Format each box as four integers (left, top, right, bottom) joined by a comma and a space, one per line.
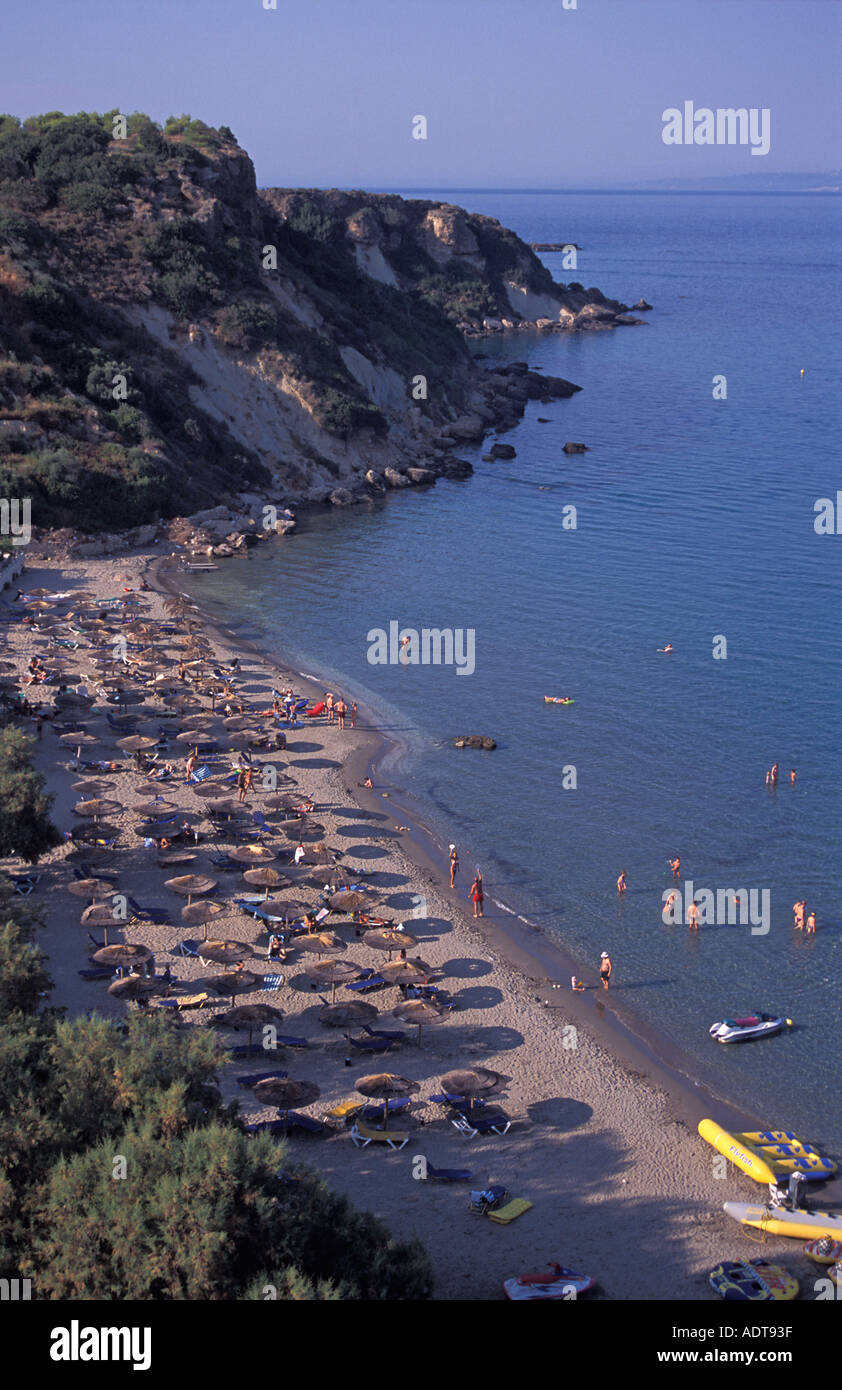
455, 735, 497, 750
486, 443, 517, 460
633, 299, 653, 311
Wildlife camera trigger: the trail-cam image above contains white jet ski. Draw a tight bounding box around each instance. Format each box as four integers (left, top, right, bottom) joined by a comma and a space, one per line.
709, 1012, 791, 1044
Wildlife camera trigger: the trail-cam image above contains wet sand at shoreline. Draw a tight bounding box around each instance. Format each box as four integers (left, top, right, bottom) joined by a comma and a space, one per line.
4, 546, 833, 1302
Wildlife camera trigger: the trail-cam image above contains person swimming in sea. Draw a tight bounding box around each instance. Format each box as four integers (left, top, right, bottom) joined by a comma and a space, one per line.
657, 643, 674, 653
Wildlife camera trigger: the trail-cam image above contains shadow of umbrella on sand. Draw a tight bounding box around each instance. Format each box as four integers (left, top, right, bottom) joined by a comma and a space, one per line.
355, 1073, 419, 1128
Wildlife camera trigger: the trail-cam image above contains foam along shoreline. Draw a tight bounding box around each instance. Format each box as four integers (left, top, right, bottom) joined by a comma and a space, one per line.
10, 544, 835, 1302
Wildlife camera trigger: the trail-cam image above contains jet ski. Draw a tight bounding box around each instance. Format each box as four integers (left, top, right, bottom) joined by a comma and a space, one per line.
709, 1012, 792, 1044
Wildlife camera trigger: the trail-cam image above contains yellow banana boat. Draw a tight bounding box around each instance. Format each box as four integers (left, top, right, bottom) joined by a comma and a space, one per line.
698, 1119, 837, 1183
725, 1203, 842, 1241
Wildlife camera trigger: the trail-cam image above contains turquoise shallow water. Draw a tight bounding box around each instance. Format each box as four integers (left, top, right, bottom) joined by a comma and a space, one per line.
185, 193, 842, 1146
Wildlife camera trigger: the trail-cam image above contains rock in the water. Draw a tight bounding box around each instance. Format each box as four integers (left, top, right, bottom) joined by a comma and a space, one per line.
329, 488, 355, 507
438, 456, 474, 480
563, 442, 589, 454
383, 468, 411, 488
455, 735, 497, 750
488, 443, 516, 460
537, 417, 551, 423
406, 467, 436, 485
633, 299, 652, 311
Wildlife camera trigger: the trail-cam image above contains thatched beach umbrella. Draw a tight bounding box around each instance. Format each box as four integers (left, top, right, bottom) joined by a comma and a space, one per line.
364, 928, 417, 958
206, 969, 261, 1006
211, 1002, 285, 1054
296, 932, 344, 959
181, 900, 226, 939
93, 943, 152, 971
252, 1078, 320, 1131
70, 821, 121, 843
319, 1000, 379, 1028
157, 851, 197, 868
200, 940, 252, 967
231, 845, 277, 865
329, 889, 373, 913
243, 866, 287, 899
60, 731, 99, 759
282, 820, 326, 841
67, 877, 117, 900
133, 799, 178, 816
107, 975, 159, 1003
190, 782, 227, 799
438, 1067, 505, 1109
116, 734, 158, 753
304, 959, 358, 1003
165, 873, 217, 905
379, 959, 434, 987
65, 845, 115, 868
71, 779, 114, 797
205, 798, 242, 816
355, 1073, 419, 1128
73, 798, 121, 819
391, 999, 446, 1047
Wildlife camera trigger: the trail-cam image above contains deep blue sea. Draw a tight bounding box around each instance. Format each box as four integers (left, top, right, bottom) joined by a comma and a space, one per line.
185, 193, 842, 1145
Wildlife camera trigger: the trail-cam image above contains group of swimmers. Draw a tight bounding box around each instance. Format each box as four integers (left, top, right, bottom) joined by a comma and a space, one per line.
766, 762, 796, 786
793, 900, 817, 934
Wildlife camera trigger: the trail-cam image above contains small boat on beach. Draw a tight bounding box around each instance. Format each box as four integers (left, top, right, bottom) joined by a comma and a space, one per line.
709, 1012, 791, 1044
698, 1119, 837, 1182
725, 1203, 842, 1241
503, 1262, 596, 1301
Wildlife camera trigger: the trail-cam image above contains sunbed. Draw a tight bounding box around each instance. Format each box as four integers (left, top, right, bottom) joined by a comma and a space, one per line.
361, 1098, 411, 1121
350, 1120, 410, 1151
236, 1070, 289, 1087
324, 1099, 364, 1124
426, 1162, 473, 1182
344, 1031, 396, 1054
451, 1110, 512, 1139
362, 1025, 407, 1043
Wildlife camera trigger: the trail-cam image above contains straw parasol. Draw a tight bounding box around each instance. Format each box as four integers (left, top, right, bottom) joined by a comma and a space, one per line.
205, 798, 242, 816
252, 1078, 320, 1130
116, 734, 158, 753
60, 731, 99, 759
73, 798, 121, 819
133, 799, 178, 816
211, 1002, 285, 1053
391, 999, 447, 1046
181, 900, 226, 938
70, 821, 121, 843
438, 1067, 505, 1109
242, 866, 287, 898
72, 779, 114, 796
379, 959, 434, 987
364, 928, 417, 958
296, 932, 345, 958
65, 845, 115, 867
304, 958, 359, 1003
107, 975, 159, 1003
200, 940, 253, 967
355, 1073, 419, 1128
319, 1000, 378, 1028
282, 820, 326, 841
67, 877, 117, 900
93, 943, 152, 970
165, 873, 217, 905
206, 969, 262, 1006
329, 889, 373, 913
190, 782, 228, 799
231, 845, 277, 865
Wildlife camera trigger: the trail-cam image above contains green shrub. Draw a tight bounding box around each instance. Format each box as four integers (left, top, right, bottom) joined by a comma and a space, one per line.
217, 300, 278, 350
0, 727, 61, 863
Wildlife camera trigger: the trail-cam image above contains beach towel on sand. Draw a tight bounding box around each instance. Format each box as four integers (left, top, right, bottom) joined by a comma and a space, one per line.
488, 1198, 533, 1226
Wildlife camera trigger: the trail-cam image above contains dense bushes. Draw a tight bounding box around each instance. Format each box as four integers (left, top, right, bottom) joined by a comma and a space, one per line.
0, 879, 433, 1300
0, 727, 60, 863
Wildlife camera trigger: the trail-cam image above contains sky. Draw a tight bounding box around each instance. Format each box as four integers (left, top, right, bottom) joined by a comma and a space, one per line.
3, 0, 841, 188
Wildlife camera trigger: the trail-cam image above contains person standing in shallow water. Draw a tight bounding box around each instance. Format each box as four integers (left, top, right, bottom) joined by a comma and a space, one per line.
600, 952, 612, 990
617, 870, 627, 894
469, 871, 484, 917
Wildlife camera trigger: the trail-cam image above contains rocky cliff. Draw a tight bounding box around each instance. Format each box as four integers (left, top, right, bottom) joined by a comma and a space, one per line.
0, 113, 639, 540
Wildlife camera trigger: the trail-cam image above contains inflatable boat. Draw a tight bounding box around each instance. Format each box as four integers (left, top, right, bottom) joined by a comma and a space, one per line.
709, 1013, 791, 1044
503, 1263, 596, 1300
709, 1259, 798, 1301
724, 1203, 842, 1240
543, 697, 574, 704
698, 1120, 837, 1182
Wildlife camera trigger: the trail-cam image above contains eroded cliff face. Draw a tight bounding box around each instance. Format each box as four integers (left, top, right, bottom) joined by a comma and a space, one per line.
0, 115, 635, 535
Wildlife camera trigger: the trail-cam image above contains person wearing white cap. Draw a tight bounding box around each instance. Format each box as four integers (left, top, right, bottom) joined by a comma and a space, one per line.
599, 951, 612, 991
449, 843, 459, 888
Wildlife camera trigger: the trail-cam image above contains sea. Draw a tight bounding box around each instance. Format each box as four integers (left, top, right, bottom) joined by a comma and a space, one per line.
183, 191, 842, 1148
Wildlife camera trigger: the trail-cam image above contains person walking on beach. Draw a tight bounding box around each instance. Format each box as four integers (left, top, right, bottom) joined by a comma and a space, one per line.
351, 702, 357, 729
688, 899, 701, 931
449, 844, 459, 888
793, 900, 806, 929
294, 842, 306, 865
469, 871, 484, 918
669, 856, 681, 880
599, 951, 612, 990
185, 746, 198, 781
617, 870, 627, 894
325, 693, 335, 725
335, 697, 347, 730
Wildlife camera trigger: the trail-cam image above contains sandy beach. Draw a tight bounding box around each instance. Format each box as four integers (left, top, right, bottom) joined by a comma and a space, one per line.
3, 543, 834, 1303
